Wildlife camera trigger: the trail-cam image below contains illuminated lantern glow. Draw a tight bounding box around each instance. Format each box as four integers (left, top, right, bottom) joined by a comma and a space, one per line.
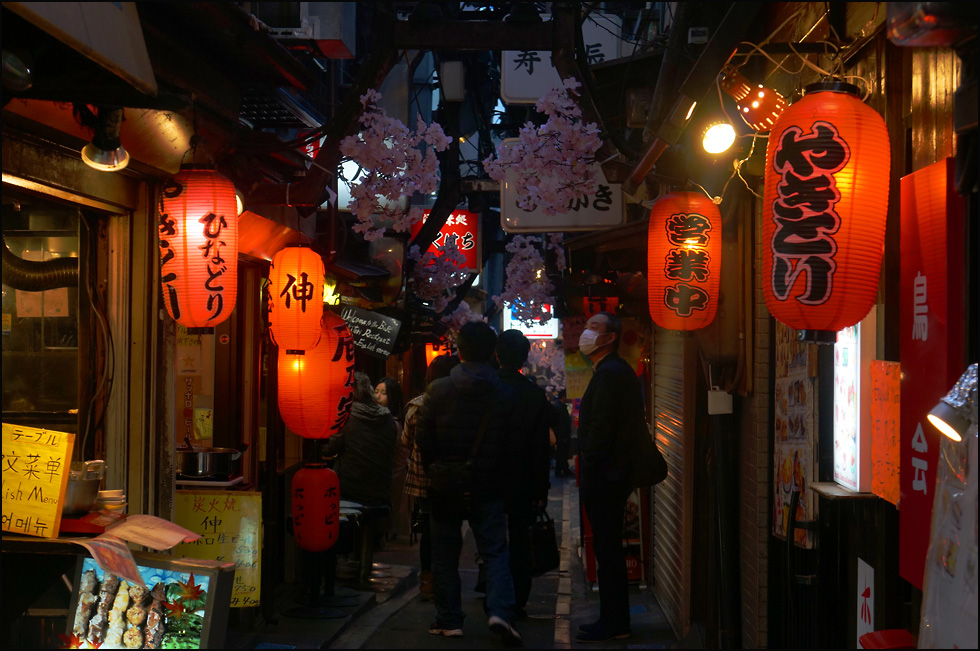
425, 342, 450, 366
269, 245, 326, 351
277, 310, 355, 439
720, 66, 788, 132
291, 462, 340, 552
647, 191, 721, 330
762, 82, 890, 334
158, 165, 239, 328
582, 295, 619, 317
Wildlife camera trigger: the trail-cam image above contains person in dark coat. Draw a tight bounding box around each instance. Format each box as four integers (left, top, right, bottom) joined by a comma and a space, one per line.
495, 329, 552, 619
550, 389, 573, 477
417, 321, 523, 646
575, 311, 643, 643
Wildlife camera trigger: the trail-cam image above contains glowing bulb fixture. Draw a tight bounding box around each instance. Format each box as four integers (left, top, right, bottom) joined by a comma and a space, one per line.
720, 66, 788, 132
927, 363, 978, 442
81, 107, 130, 171
702, 121, 737, 154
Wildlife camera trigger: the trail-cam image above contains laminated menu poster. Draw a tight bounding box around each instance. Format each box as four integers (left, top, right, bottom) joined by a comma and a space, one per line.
1, 423, 74, 538
173, 490, 262, 608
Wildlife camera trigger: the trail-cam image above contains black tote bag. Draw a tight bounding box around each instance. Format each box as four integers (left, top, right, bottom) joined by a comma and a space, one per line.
529, 509, 560, 576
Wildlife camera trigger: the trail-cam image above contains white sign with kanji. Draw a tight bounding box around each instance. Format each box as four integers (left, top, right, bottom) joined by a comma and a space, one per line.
857, 557, 875, 646
501, 15, 622, 104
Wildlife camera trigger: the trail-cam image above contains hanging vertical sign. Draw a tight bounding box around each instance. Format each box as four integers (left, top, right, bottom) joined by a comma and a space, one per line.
870, 361, 901, 506
501, 14, 621, 104
898, 157, 965, 590
410, 209, 481, 272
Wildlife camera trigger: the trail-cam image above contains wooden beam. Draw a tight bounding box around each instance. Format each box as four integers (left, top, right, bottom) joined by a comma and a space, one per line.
393, 19, 554, 51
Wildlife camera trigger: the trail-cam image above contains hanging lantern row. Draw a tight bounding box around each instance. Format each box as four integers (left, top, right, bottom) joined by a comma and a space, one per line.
268, 245, 325, 352
761, 82, 890, 338
277, 310, 355, 439
158, 165, 240, 329
291, 462, 340, 552
647, 191, 721, 331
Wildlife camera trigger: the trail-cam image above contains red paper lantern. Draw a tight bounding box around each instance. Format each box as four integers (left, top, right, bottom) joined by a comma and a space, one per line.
647, 191, 721, 330
269, 245, 325, 351
158, 165, 239, 328
278, 311, 355, 439
762, 82, 890, 335
291, 462, 340, 552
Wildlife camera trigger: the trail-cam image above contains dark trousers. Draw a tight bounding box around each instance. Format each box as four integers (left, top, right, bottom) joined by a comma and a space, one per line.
555, 434, 571, 472
507, 499, 533, 609
582, 483, 633, 632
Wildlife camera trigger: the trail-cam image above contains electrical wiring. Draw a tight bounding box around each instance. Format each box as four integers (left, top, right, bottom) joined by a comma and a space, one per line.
79, 211, 114, 461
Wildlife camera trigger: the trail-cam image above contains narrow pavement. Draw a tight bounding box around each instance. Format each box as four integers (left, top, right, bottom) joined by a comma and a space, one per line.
332, 472, 681, 649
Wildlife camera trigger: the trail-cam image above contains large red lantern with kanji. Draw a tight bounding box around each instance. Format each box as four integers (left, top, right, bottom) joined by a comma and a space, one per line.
762, 82, 889, 336
291, 462, 340, 552
158, 165, 239, 328
277, 310, 355, 439
647, 191, 721, 330
269, 245, 325, 351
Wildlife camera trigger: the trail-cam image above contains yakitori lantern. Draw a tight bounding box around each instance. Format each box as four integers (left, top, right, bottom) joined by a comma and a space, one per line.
269, 245, 325, 351
762, 82, 889, 338
158, 165, 239, 328
278, 311, 355, 439
647, 191, 721, 330
291, 462, 340, 552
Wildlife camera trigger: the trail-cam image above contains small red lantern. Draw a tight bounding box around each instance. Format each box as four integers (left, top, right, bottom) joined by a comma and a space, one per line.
158, 165, 239, 328
269, 245, 325, 351
278, 310, 355, 439
291, 462, 340, 552
647, 191, 721, 330
582, 295, 618, 317
762, 82, 889, 336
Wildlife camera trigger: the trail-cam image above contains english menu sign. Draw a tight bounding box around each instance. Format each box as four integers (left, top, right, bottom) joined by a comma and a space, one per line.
340, 306, 402, 359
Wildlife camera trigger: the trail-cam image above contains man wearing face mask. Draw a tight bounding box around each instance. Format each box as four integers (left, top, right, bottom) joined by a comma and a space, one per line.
575, 311, 642, 643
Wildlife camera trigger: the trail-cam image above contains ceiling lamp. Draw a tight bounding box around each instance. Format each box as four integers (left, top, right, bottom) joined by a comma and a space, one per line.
762, 82, 890, 342
720, 66, 788, 132
81, 107, 131, 172
927, 363, 978, 442
158, 165, 239, 329
647, 191, 722, 331
702, 120, 737, 154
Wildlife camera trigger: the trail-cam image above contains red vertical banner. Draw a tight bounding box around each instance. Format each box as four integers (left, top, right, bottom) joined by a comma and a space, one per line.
899, 158, 964, 589
870, 360, 901, 506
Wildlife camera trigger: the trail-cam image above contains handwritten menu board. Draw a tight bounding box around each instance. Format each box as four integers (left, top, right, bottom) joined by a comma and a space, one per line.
2, 423, 74, 538
340, 305, 401, 359
173, 491, 261, 608
870, 361, 901, 505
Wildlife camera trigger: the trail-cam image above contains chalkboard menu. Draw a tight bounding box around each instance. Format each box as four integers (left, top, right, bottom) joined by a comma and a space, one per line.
339, 306, 401, 359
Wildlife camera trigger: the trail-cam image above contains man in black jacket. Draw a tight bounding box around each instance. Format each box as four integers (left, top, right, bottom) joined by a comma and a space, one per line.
417, 321, 523, 646
495, 329, 552, 619
575, 311, 642, 643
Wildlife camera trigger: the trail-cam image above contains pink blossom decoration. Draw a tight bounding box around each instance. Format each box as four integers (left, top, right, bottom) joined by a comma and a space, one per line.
408, 234, 470, 314
482, 78, 602, 216
340, 90, 452, 241
493, 235, 555, 326
441, 301, 487, 344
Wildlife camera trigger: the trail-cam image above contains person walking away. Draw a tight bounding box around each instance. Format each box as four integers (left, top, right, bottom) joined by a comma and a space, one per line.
322, 372, 399, 583
551, 390, 573, 477
495, 329, 552, 619
575, 312, 641, 642
377, 377, 410, 542
417, 321, 523, 646
402, 354, 460, 601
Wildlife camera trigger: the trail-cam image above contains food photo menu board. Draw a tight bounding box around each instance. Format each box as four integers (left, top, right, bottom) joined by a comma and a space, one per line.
66, 553, 234, 649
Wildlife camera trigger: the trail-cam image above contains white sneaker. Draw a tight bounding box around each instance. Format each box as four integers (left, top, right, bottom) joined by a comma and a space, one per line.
428, 622, 463, 637
488, 615, 523, 647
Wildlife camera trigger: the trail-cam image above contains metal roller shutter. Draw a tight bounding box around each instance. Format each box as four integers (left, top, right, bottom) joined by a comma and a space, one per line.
651, 327, 695, 637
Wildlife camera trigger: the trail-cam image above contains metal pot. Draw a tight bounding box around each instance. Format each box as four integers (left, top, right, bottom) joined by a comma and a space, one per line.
176, 446, 243, 478
62, 460, 106, 515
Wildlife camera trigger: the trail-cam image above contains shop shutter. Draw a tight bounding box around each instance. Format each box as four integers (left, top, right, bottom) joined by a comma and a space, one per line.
651, 326, 695, 637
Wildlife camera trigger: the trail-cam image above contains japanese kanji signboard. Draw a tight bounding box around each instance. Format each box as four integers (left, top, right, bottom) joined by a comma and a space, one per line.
410, 209, 481, 272
174, 490, 262, 608
2, 423, 74, 539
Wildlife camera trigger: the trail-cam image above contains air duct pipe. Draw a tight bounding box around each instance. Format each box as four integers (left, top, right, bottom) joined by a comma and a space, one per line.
2, 234, 78, 291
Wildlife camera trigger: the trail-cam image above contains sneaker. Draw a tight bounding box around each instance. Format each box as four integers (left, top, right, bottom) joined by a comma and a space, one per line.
428, 622, 463, 637
575, 625, 631, 643
488, 615, 523, 647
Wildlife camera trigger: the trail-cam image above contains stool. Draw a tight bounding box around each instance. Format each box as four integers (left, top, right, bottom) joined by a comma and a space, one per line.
859, 629, 917, 649
354, 503, 390, 584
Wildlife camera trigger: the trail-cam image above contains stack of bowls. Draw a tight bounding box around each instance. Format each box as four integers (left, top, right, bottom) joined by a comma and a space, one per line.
94, 490, 127, 512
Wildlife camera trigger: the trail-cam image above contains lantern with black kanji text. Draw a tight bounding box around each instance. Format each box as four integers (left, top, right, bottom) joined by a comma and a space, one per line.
291, 462, 340, 552
158, 165, 239, 328
269, 245, 325, 351
277, 310, 355, 439
647, 191, 721, 330
762, 82, 889, 339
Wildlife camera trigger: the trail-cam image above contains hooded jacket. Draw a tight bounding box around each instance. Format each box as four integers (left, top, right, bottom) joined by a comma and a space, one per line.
322, 400, 399, 506
417, 362, 519, 501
